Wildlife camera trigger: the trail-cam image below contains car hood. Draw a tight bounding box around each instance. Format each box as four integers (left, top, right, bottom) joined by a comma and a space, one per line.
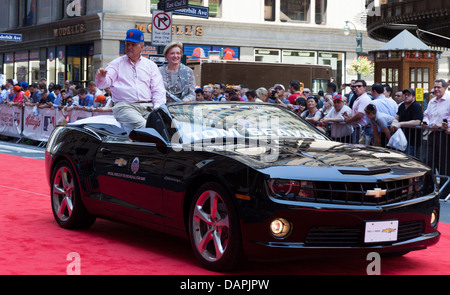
208, 139, 430, 182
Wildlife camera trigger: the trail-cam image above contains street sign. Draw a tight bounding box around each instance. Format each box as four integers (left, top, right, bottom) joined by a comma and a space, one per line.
173, 5, 209, 19
151, 10, 172, 46
165, 0, 188, 12
0, 33, 22, 42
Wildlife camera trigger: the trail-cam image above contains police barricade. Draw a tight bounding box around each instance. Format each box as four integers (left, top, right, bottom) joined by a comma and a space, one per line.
0, 105, 22, 138
325, 122, 450, 200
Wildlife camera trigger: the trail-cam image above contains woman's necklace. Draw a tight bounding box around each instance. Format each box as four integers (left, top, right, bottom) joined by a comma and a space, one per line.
166, 65, 180, 94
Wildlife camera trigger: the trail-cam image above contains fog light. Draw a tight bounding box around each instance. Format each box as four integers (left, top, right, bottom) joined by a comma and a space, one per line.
270, 218, 292, 239
431, 209, 439, 228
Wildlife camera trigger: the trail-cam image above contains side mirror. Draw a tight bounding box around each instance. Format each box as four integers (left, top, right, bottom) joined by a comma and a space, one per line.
129, 128, 169, 147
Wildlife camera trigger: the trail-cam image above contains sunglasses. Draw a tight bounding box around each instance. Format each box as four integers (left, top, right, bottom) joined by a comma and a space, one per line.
354, 85, 364, 88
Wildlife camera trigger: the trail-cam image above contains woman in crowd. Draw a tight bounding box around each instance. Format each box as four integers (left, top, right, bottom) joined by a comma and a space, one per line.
159, 42, 195, 102
301, 95, 323, 127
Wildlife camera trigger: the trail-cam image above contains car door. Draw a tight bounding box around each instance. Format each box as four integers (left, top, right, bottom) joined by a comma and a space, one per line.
95, 138, 166, 225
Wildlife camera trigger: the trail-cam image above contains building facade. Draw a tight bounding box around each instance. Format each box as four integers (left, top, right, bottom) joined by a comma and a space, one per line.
4, 0, 443, 93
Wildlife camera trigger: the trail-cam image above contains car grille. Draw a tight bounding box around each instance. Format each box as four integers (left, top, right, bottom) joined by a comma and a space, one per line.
304, 220, 424, 247
275, 174, 435, 206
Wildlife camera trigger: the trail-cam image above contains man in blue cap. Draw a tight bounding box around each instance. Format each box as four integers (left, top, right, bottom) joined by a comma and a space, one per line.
96, 28, 166, 133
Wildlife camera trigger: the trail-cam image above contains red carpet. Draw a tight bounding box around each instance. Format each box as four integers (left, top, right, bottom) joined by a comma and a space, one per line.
0, 153, 449, 275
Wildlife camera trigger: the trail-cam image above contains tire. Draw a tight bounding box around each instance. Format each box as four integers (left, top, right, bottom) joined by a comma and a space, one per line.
188, 182, 244, 272
50, 160, 96, 229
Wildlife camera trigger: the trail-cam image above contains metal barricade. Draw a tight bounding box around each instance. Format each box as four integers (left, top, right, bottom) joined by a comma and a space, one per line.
324, 123, 450, 200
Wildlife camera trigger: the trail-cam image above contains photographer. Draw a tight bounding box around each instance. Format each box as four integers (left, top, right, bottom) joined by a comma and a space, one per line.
268, 84, 290, 107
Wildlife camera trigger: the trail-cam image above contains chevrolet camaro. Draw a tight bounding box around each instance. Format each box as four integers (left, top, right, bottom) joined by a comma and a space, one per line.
45, 102, 440, 271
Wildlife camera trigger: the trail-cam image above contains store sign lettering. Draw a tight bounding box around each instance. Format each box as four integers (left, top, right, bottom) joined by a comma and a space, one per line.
54, 24, 87, 37
135, 23, 204, 36
66, 0, 83, 17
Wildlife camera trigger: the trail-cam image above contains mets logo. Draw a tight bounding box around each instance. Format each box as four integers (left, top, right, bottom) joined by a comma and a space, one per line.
366, 188, 387, 198
131, 157, 139, 174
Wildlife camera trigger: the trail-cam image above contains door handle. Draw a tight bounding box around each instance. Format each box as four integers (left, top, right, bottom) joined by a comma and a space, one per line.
100, 147, 112, 155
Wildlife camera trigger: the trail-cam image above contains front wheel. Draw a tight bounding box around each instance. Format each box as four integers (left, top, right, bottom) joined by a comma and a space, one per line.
188, 182, 244, 271
51, 160, 96, 229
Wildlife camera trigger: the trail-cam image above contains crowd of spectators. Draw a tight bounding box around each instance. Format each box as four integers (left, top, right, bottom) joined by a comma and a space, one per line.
0, 78, 113, 114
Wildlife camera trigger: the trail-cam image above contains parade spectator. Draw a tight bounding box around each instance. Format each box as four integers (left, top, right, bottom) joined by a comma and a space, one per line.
74, 88, 94, 110
369, 83, 398, 117
239, 84, 248, 101
1, 79, 14, 103
364, 104, 394, 147
287, 80, 302, 104
51, 84, 63, 107
320, 94, 334, 118
64, 80, 74, 96
96, 29, 166, 132
394, 90, 404, 105
343, 80, 371, 127
390, 88, 423, 156
159, 41, 195, 102
346, 80, 357, 109
255, 87, 269, 102
202, 85, 213, 101
301, 96, 323, 128
246, 90, 263, 102
321, 94, 353, 142
27, 83, 41, 105
269, 84, 290, 106
92, 94, 113, 112
291, 96, 306, 115
56, 90, 69, 110
422, 79, 450, 176
232, 85, 245, 101
195, 88, 205, 101
326, 82, 338, 97
38, 90, 54, 109
87, 81, 104, 102
8, 85, 24, 106
211, 83, 225, 101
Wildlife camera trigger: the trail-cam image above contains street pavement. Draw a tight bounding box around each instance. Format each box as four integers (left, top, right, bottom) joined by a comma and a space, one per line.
1, 139, 449, 223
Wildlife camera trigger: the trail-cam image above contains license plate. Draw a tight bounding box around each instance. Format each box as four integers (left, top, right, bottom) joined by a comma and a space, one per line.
364, 220, 399, 243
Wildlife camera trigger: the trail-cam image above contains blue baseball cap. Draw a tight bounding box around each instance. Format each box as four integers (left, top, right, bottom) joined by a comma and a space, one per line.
124, 29, 144, 43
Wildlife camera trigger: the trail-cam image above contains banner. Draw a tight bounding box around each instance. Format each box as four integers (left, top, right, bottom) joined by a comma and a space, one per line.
3, 105, 112, 142
0, 105, 22, 137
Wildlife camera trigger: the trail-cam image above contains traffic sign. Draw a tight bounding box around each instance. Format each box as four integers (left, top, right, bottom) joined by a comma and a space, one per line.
165, 0, 188, 12
0, 33, 22, 42
151, 10, 172, 46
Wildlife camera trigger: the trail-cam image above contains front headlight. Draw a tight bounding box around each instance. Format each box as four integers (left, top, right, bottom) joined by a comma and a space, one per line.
268, 179, 314, 199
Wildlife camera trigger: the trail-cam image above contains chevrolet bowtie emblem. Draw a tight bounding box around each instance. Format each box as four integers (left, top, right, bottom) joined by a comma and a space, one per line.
366, 188, 387, 198
114, 158, 127, 167
382, 228, 396, 233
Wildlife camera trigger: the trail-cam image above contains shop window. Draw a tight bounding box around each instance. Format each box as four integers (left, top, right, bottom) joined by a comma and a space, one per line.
280, 0, 310, 22
29, 50, 40, 83
283, 50, 316, 64
3, 53, 14, 82
255, 48, 281, 63
315, 0, 327, 24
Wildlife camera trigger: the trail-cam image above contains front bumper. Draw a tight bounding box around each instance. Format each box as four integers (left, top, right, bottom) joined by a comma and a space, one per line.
240, 193, 441, 260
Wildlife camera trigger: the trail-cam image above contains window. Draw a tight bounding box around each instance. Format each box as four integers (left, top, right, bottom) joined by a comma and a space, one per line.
410, 67, 430, 92
208, 0, 222, 18
381, 67, 399, 89
280, 0, 310, 22
255, 48, 281, 63
315, 0, 327, 24
265, 0, 275, 21
23, 0, 36, 26
283, 50, 316, 64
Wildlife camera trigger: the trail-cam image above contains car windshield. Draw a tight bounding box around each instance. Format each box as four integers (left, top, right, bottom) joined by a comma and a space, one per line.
167, 102, 327, 144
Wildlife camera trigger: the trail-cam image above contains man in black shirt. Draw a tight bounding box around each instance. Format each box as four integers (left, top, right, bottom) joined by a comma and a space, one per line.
390, 88, 423, 157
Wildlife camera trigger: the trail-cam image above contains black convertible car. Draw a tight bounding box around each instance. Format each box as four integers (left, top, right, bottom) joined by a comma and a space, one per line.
45, 102, 440, 271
